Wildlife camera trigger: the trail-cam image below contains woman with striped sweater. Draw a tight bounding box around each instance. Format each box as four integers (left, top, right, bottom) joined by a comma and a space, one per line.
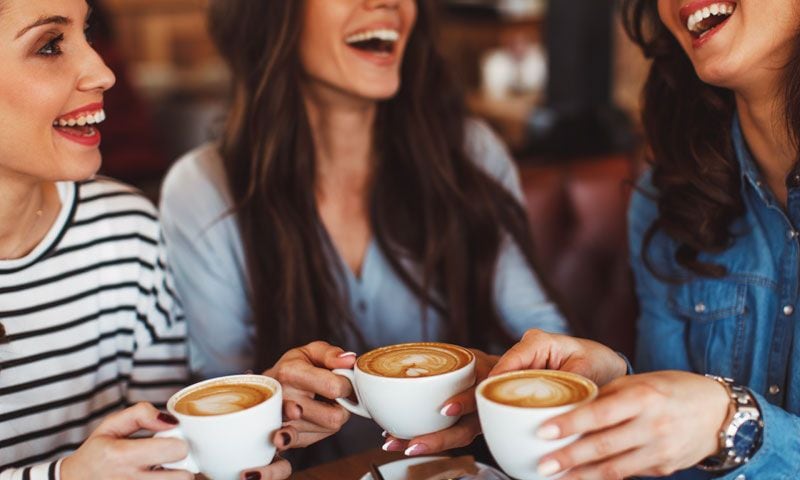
0, 1, 297, 479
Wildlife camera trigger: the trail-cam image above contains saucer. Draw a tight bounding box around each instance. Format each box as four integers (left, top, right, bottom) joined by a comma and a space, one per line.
358, 456, 510, 480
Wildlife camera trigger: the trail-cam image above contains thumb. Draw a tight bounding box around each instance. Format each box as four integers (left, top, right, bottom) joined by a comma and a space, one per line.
91, 402, 179, 439
297, 341, 358, 370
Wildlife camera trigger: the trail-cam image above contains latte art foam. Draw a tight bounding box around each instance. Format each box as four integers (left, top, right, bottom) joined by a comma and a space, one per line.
483, 372, 593, 408
358, 343, 472, 378
174, 383, 273, 416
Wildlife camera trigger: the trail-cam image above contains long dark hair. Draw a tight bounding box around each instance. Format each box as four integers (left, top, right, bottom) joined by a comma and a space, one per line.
622, 0, 800, 278
208, 1, 547, 369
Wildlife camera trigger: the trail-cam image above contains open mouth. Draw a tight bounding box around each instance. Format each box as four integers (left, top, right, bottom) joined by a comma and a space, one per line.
686, 2, 736, 39
345, 29, 399, 55
52, 108, 106, 139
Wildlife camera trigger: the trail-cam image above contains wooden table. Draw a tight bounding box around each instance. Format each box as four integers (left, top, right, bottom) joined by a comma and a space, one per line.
290, 448, 405, 480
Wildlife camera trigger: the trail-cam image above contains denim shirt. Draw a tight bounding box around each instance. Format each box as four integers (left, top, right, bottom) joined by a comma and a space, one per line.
628, 116, 800, 480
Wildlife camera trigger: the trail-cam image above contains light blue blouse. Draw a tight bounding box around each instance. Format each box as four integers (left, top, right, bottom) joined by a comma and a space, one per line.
160, 120, 568, 379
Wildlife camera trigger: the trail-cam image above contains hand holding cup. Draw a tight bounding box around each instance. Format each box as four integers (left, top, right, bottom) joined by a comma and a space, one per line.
332, 342, 476, 441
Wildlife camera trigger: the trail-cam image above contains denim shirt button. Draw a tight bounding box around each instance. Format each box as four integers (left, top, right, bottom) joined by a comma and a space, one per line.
769, 384, 781, 395
789, 230, 799, 240
788, 173, 800, 189
694, 303, 706, 313
783, 305, 794, 316
734, 475, 746, 480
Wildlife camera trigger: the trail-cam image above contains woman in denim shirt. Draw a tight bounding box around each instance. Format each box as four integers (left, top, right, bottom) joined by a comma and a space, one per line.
479, 0, 800, 479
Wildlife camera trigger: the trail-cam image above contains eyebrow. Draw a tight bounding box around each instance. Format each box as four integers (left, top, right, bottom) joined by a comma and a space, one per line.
15, 15, 72, 39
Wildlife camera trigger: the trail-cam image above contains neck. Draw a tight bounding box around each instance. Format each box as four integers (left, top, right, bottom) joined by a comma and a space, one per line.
735, 86, 797, 205
303, 83, 377, 192
0, 174, 56, 260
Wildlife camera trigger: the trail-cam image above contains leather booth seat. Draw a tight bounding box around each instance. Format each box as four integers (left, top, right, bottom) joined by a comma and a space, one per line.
518, 155, 638, 358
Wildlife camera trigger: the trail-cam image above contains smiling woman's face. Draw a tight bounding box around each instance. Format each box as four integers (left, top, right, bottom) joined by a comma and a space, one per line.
656, 0, 799, 91
0, 0, 115, 184
299, 0, 417, 102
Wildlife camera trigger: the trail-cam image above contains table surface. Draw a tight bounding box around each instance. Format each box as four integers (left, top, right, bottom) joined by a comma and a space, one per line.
290, 448, 406, 480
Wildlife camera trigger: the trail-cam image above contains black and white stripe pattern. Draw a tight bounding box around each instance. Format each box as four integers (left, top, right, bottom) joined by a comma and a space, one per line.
0, 179, 188, 480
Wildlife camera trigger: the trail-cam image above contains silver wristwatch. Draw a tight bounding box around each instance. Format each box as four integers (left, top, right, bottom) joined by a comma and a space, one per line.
697, 375, 764, 472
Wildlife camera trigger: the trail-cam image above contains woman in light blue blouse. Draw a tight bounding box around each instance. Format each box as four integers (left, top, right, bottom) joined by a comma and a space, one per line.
160, 0, 567, 464
482, 0, 800, 479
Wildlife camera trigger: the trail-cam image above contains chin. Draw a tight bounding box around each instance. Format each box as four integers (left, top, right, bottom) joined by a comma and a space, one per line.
60, 154, 103, 182
692, 58, 741, 89
356, 81, 402, 101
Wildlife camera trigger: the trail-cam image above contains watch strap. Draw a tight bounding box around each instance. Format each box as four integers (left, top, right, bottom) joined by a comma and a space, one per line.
697, 375, 764, 472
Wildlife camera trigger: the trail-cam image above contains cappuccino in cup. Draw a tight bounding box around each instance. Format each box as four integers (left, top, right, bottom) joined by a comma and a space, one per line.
481, 370, 595, 408
357, 342, 473, 378
334, 342, 475, 439
155, 375, 282, 480
477, 370, 597, 480
174, 382, 274, 416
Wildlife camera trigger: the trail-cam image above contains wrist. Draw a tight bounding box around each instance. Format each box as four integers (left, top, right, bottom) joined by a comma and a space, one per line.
698, 375, 764, 472
707, 377, 735, 456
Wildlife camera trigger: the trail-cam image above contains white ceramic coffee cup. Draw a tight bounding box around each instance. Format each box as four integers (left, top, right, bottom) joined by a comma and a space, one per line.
155, 374, 282, 480
332, 346, 476, 439
476, 370, 598, 480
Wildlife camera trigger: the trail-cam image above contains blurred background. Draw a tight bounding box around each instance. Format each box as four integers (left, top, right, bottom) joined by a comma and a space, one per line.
94, 0, 651, 359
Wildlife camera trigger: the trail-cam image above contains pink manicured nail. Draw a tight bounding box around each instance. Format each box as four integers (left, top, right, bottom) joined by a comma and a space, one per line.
439, 402, 463, 417
338, 352, 357, 358
382, 440, 402, 452
538, 459, 562, 476
537, 424, 561, 440
404, 443, 429, 456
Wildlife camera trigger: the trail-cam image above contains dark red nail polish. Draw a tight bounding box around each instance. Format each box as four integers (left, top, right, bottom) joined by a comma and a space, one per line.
158, 412, 179, 425
244, 472, 261, 480
281, 432, 291, 447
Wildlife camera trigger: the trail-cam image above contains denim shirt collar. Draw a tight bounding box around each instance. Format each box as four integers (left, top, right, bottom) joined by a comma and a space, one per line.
732, 114, 777, 207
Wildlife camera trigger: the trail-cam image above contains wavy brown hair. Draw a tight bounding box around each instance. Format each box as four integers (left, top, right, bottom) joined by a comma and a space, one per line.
208, 1, 548, 369
622, 0, 800, 278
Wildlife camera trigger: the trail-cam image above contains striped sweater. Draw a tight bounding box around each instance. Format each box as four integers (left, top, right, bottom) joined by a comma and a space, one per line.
0, 178, 188, 479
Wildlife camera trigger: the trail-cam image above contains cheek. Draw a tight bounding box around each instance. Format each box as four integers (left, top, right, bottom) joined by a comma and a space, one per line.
403, 1, 418, 30
299, 8, 345, 82
656, 0, 682, 39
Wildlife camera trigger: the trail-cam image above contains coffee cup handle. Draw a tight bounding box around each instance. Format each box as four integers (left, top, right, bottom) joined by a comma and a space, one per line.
331, 369, 372, 419
153, 428, 200, 473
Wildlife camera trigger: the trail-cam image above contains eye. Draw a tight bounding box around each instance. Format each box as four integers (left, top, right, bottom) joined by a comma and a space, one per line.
84, 24, 93, 46
37, 33, 64, 57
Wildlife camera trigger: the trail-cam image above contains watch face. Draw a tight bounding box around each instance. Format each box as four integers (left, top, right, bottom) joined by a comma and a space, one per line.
733, 420, 762, 458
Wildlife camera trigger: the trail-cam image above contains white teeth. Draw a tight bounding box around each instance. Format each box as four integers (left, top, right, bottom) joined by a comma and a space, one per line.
686, 2, 735, 33
345, 29, 400, 45
53, 109, 107, 127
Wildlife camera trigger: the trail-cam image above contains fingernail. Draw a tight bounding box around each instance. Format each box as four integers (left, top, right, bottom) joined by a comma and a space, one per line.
296, 403, 304, 416
439, 402, 462, 417
338, 352, 357, 358
381, 430, 389, 438
382, 439, 402, 452
280, 432, 291, 448
244, 472, 262, 480
404, 443, 429, 456
538, 459, 562, 476
537, 424, 561, 440
157, 413, 179, 425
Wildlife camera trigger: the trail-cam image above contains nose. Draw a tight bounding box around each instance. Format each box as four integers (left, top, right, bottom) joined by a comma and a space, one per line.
77, 45, 116, 94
